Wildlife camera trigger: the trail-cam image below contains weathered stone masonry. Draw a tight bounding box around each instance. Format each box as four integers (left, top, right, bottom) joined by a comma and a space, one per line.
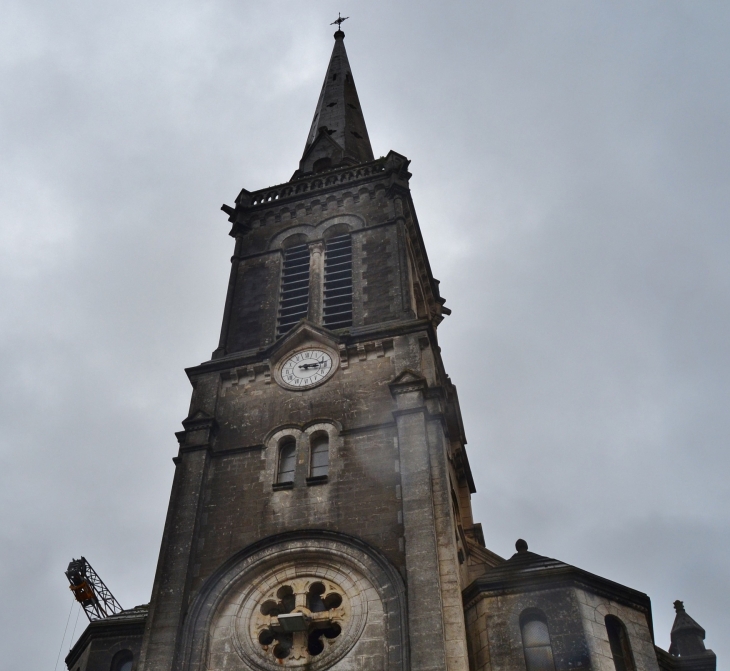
66, 27, 716, 671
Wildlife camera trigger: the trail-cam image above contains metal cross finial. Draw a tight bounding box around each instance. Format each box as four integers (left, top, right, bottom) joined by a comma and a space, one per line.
331, 13, 349, 30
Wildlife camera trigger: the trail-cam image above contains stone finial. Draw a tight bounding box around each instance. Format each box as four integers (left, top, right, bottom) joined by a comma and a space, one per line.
515, 539, 528, 553
669, 600, 713, 660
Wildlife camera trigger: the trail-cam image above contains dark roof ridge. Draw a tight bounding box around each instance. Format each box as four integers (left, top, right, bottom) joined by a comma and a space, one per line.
65, 606, 148, 668
462, 542, 654, 639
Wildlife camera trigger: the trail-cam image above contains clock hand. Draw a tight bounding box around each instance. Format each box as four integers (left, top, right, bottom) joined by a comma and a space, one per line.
298, 363, 321, 370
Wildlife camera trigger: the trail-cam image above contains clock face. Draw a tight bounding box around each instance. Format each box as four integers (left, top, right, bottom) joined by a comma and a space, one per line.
278, 348, 335, 389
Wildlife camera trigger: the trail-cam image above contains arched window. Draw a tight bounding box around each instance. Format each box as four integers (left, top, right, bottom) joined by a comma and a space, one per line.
110, 650, 133, 671
309, 433, 329, 478
606, 615, 636, 671
277, 437, 297, 483
277, 243, 311, 336
323, 234, 353, 329
313, 157, 332, 173
520, 610, 556, 671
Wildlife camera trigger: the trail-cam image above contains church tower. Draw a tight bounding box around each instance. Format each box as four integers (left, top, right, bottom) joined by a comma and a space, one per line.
134, 27, 490, 671
64, 24, 717, 671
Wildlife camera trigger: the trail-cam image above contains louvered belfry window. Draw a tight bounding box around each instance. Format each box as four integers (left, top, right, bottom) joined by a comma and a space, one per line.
323, 234, 353, 329
277, 244, 311, 336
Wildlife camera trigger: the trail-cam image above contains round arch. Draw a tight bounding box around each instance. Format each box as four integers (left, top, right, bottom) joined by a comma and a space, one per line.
178, 531, 408, 671
267, 214, 366, 250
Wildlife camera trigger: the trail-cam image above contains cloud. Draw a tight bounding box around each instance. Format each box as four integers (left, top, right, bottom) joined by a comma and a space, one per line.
0, 0, 727, 665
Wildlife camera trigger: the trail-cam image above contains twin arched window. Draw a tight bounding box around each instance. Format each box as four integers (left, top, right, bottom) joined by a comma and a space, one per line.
606, 615, 636, 671
520, 611, 555, 671
276, 233, 353, 337
276, 433, 330, 484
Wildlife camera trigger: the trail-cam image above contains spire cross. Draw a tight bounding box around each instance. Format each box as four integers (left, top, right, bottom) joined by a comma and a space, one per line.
330, 13, 349, 31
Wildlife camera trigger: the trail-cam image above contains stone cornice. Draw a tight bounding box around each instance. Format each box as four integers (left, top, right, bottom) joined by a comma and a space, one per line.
462, 561, 654, 638
65, 610, 148, 668
190, 321, 435, 379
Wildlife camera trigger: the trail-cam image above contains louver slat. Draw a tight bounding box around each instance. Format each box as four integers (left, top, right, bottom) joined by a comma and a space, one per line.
323, 235, 353, 329
277, 244, 311, 336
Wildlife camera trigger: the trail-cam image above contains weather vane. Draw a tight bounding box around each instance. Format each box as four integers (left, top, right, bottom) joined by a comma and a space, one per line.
331, 13, 349, 30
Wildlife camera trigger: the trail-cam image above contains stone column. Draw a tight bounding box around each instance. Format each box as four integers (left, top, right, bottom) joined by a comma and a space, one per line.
136, 416, 216, 671
308, 240, 325, 325
212, 236, 242, 359
390, 373, 447, 671
426, 417, 471, 671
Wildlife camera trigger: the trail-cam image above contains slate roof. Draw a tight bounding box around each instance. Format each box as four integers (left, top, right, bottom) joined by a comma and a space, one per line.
65, 604, 148, 668
463, 540, 654, 637
301, 30, 374, 167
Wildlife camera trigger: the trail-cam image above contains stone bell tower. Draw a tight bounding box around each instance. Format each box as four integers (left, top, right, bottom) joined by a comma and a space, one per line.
64, 24, 718, 671
133, 27, 493, 671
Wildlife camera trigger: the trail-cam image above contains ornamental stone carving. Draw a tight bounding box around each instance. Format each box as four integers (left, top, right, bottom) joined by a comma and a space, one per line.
253, 579, 346, 660
236, 561, 366, 670
179, 533, 408, 671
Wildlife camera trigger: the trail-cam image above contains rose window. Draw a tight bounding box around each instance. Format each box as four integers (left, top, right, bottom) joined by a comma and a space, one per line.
253, 579, 347, 664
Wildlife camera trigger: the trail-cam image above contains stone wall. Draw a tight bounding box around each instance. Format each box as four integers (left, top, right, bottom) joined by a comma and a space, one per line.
464, 585, 662, 671
139, 322, 479, 671
226, 253, 281, 353
464, 588, 591, 671
65, 608, 147, 671
138, 152, 479, 671
178, 534, 407, 671
218, 162, 415, 358
575, 588, 660, 671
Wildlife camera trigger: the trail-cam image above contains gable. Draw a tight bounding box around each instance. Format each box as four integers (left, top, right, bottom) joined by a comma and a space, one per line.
298, 129, 345, 174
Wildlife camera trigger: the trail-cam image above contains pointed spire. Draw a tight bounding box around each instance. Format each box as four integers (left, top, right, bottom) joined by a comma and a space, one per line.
669, 600, 714, 660
295, 30, 374, 177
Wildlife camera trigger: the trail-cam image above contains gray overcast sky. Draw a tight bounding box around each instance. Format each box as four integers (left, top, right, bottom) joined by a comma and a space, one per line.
1, 1, 728, 667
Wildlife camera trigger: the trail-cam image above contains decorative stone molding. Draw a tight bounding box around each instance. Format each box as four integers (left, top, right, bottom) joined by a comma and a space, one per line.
175, 411, 218, 449
245, 162, 386, 208
267, 214, 366, 250
178, 532, 408, 671
389, 370, 428, 399
262, 421, 342, 489
244, 562, 361, 669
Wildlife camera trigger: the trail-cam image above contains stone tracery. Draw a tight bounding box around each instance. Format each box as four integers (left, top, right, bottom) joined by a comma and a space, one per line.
178, 534, 406, 671
254, 579, 346, 662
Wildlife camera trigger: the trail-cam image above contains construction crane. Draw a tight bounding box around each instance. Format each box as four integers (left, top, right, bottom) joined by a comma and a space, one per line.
65, 557, 123, 622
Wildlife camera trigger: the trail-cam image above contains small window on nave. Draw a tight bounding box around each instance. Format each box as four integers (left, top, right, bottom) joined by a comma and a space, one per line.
606, 615, 636, 671
520, 610, 556, 671
110, 650, 134, 671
